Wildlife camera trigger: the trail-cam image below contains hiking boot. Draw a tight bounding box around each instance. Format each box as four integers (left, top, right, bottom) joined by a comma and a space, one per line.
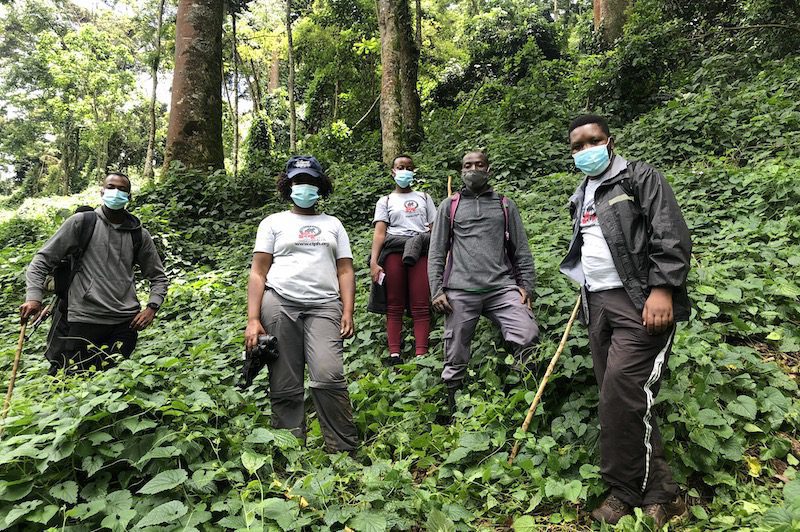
643, 496, 688, 528
385, 355, 404, 366
591, 494, 631, 525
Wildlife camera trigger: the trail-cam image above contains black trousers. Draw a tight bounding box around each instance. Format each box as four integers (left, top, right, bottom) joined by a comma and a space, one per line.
53, 321, 138, 372
587, 288, 679, 507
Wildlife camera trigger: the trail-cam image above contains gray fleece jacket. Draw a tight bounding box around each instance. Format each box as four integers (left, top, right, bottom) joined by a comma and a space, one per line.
25, 207, 169, 324
428, 188, 535, 298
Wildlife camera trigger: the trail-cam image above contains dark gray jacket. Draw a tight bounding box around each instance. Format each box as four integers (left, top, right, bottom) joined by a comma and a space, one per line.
25, 207, 169, 324
559, 155, 692, 321
428, 188, 535, 298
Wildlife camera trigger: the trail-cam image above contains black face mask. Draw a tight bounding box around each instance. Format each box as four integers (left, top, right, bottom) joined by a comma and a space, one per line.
461, 169, 489, 192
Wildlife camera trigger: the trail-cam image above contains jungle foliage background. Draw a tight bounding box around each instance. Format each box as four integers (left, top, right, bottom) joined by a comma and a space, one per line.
1, 0, 800, 530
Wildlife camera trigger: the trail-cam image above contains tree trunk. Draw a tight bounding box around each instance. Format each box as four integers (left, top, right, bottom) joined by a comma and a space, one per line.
332, 78, 339, 120
377, 0, 421, 166
249, 57, 263, 109
232, 10, 239, 179
268, 48, 280, 93
286, 0, 297, 153
415, 0, 421, 50
144, 0, 165, 181
163, 0, 225, 172
593, 0, 628, 44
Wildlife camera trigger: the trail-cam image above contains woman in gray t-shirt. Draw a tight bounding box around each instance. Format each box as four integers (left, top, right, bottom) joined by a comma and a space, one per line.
368, 155, 437, 365
245, 155, 358, 453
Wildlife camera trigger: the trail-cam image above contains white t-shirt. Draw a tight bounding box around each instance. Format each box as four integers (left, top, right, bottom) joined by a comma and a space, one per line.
254, 211, 353, 303
580, 179, 624, 292
373, 191, 436, 237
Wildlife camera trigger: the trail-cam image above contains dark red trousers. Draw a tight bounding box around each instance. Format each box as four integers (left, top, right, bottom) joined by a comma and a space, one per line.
384, 253, 431, 355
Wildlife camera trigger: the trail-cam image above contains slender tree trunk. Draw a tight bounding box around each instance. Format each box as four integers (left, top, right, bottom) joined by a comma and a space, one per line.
268, 48, 280, 93
333, 78, 339, 120
144, 0, 166, 181
593, 0, 628, 44
241, 55, 260, 114
232, 10, 239, 179
163, 0, 225, 172
415, 0, 421, 49
250, 58, 264, 106
286, 0, 297, 153
377, 0, 422, 166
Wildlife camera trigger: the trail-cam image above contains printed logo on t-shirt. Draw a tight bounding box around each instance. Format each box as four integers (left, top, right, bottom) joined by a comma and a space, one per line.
297, 225, 330, 247
404, 200, 419, 213
580, 203, 598, 227
299, 225, 321, 239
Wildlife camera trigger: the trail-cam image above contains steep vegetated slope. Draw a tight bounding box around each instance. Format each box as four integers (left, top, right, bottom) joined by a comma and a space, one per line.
1, 46, 799, 532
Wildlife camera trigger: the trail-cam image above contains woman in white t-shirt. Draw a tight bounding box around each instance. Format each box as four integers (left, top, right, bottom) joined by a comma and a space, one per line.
368, 154, 437, 364
245, 155, 358, 453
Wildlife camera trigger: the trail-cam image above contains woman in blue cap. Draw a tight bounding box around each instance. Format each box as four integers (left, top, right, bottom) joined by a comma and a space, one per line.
245, 155, 358, 452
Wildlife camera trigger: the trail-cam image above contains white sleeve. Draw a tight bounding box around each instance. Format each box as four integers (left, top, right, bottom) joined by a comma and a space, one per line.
253, 217, 275, 253
425, 193, 437, 225
372, 196, 389, 225
334, 218, 353, 259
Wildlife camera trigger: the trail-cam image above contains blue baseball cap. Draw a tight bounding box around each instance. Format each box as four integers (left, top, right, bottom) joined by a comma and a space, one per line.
286, 155, 323, 179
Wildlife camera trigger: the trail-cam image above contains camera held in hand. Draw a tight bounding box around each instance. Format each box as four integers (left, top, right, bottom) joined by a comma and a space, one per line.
239, 334, 279, 389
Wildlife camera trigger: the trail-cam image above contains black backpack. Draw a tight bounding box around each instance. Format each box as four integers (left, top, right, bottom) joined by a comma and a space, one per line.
44, 207, 142, 364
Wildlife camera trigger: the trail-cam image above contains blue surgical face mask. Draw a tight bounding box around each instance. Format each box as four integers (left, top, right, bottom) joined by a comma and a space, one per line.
102, 188, 130, 210
290, 184, 320, 208
394, 169, 414, 188
573, 141, 612, 177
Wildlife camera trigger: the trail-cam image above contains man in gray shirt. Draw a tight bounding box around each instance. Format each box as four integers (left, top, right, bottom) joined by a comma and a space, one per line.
428, 151, 539, 417
20, 173, 169, 374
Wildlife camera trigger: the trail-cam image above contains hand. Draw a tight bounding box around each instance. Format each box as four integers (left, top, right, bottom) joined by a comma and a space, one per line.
19, 300, 42, 324
130, 307, 156, 331
432, 293, 452, 314
370, 263, 384, 284
642, 287, 674, 335
340, 312, 354, 339
245, 319, 266, 352
518, 287, 531, 309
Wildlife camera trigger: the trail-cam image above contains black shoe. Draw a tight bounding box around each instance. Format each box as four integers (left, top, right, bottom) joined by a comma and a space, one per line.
643, 496, 688, 528
386, 355, 404, 366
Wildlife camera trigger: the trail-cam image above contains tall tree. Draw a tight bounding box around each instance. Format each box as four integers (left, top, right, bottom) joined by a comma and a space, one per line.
231, 9, 240, 178
163, 0, 225, 171
286, 0, 297, 153
593, 0, 628, 44
143, 0, 166, 181
376, 0, 421, 166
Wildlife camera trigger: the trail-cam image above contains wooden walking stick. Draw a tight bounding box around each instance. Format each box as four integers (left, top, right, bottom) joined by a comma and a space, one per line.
1, 321, 28, 437
447, 175, 453, 196
508, 295, 581, 464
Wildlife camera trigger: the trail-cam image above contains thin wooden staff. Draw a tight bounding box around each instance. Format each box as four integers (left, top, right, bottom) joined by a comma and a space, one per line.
1, 321, 28, 437
447, 175, 453, 196
508, 295, 581, 464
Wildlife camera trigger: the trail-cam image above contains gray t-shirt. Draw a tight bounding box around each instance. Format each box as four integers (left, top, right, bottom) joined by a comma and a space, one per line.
580, 179, 624, 292
373, 191, 436, 236
254, 211, 353, 303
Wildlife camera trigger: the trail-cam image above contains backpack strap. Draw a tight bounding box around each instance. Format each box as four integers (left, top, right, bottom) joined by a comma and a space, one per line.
131, 227, 143, 266
69, 210, 97, 285
442, 192, 461, 286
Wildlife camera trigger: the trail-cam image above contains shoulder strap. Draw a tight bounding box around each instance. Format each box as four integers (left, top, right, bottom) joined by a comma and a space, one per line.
131, 227, 143, 266
499, 194, 510, 243
76, 211, 97, 257
442, 193, 461, 287
448, 192, 461, 235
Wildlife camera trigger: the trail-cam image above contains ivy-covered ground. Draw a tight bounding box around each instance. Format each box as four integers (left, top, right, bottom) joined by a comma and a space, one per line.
1, 58, 800, 531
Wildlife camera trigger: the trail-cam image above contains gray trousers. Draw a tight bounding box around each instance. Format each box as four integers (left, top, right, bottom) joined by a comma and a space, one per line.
442, 286, 539, 385
587, 287, 679, 506
260, 290, 358, 452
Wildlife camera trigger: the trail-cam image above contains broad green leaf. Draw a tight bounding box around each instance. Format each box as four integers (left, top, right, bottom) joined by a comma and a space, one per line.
426, 509, 455, 532
261, 498, 299, 531
784, 479, 800, 503
5, 500, 42, 526
512, 515, 538, 531
49, 481, 79, 504
134, 500, 187, 528
137, 469, 188, 494
728, 395, 757, 418
562, 480, 583, 502
245, 427, 275, 444
348, 510, 387, 532
241, 450, 268, 475
24, 504, 59, 525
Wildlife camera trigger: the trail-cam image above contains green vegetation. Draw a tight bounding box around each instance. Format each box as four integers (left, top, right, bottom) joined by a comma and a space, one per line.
1, 0, 799, 529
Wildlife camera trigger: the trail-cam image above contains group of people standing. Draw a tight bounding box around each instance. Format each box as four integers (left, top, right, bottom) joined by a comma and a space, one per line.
20, 114, 692, 527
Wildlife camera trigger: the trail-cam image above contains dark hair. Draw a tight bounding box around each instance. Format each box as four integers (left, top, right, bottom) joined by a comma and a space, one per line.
105, 172, 132, 189
568, 114, 611, 137
392, 154, 414, 166
462, 150, 489, 165
276, 172, 334, 202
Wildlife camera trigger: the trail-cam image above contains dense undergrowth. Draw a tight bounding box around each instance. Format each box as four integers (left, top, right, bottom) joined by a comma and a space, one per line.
1, 51, 800, 530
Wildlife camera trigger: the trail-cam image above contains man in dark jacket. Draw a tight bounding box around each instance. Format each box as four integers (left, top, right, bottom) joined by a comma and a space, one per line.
428, 151, 539, 416
559, 115, 691, 527
20, 173, 169, 374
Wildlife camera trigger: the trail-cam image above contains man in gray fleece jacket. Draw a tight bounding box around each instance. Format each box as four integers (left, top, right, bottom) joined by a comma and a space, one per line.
20, 173, 169, 373
428, 151, 539, 415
